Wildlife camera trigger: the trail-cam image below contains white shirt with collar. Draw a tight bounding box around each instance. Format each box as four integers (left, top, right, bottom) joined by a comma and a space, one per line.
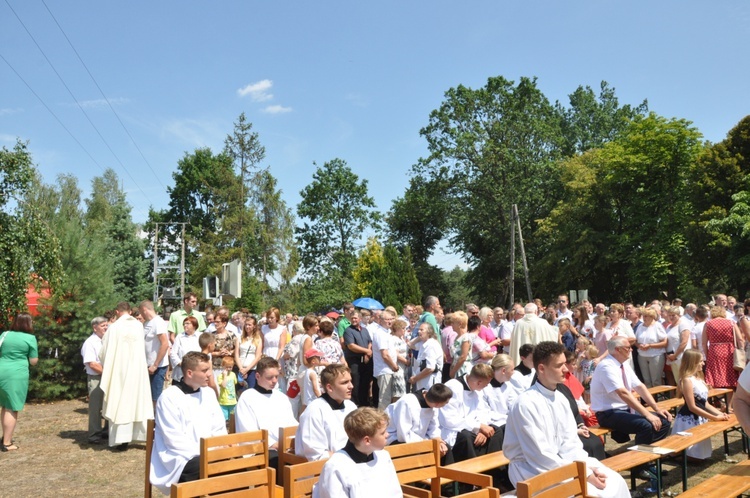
589, 354, 642, 413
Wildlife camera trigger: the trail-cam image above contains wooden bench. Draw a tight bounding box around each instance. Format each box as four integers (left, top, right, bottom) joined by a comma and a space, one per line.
385, 439, 497, 497
676, 458, 750, 498
601, 449, 663, 497
171, 468, 276, 498
648, 385, 677, 399
653, 414, 740, 492
515, 461, 587, 498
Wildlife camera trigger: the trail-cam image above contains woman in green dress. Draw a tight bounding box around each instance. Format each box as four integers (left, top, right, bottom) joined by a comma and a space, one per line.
0, 313, 39, 452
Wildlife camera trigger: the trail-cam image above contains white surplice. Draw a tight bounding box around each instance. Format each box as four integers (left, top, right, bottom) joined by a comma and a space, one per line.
234, 386, 298, 446
385, 391, 441, 444
149, 384, 227, 494
503, 382, 630, 498
296, 395, 357, 461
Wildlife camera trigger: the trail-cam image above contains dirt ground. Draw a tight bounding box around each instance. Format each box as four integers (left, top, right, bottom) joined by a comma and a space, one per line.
0, 398, 747, 497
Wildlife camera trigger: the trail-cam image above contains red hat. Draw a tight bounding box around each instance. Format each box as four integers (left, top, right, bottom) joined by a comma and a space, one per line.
304, 348, 323, 359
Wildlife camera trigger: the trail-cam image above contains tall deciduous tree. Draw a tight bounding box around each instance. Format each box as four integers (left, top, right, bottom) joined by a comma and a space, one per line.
296, 158, 381, 281
537, 113, 704, 302
0, 141, 61, 328
414, 76, 564, 305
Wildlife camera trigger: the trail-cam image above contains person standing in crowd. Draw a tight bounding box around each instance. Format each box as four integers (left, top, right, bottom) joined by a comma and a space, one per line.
635, 308, 668, 388
703, 305, 744, 409
211, 313, 238, 384
0, 313, 39, 453
337, 303, 354, 339
343, 311, 373, 407
236, 316, 263, 390
169, 317, 202, 382
100, 301, 154, 451
409, 322, 443, 392
167, 292, 206, 343
508, 303, 557, 366
140, 300, 170, 404
372, 310, 399, 410
81, 317, 109, 444
261, 307, 287, 365
150, 352, 226, 494
556, 294, 573, 323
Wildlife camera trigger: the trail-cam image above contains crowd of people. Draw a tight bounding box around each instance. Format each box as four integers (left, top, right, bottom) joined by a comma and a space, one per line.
3, 290, 750, 497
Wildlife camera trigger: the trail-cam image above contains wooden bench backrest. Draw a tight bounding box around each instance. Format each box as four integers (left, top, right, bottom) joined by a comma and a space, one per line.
284, 458, 327, 498
385, 438, 440, 494
200, 429, 269, 479
515, 461, 588, 498
145, 418, 155, 498
170, 468, 275, 498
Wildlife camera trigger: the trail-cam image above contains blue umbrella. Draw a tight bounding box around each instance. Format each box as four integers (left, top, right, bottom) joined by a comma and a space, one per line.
352, 297, 385, 310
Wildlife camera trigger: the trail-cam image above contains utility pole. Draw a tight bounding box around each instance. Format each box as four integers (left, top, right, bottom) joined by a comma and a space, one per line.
508, 204, 533, 307
180, 223, 186, 302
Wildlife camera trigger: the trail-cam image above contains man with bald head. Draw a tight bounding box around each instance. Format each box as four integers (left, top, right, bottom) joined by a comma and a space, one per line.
508, 303, 557, 365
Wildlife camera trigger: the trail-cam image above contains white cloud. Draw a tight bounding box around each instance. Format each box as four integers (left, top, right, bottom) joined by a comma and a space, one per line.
161, 118, 224, 147
262, 104, 292, 114
237, 79, 274, 101
0, 108, 22, 116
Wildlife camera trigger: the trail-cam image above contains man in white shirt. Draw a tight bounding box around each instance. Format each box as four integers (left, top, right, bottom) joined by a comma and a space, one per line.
504, 341, 629, 497
234, 356, 298, 471
296, 364, 357, 461
371, 310, 399, 409
81, 316, 108, 444
150, 352, 226, 494
590, 336, 672, 445
556, 294, 573, 323
140, 300, 170, 404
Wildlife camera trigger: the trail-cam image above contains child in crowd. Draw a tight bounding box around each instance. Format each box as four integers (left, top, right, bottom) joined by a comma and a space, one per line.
672, 349, 730, 460
314, 407, 401, 498
217, 356, 238, 421
558, 318, 576, 352
199, 332, 219, 397
578, 342, 599, 403
300, 348, 324, 415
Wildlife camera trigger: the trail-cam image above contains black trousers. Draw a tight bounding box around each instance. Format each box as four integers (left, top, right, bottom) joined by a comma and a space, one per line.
178, 456, 201, 483
348, 358, 374, 407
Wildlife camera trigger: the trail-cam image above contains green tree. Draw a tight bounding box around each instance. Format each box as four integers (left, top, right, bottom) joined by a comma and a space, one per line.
296, 159, 381, 283
414, 76, 564, 305
705, 191, 750, 298
352, 238, 421, 309
0, 141, 61, 328
686, 116, 750, 296
537, 114, 704, 302
23, 174, 117, 399
85, 169, 150, 303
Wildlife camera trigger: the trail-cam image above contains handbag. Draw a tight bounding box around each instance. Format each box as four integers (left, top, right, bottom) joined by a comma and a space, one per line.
733, 325, 745, 372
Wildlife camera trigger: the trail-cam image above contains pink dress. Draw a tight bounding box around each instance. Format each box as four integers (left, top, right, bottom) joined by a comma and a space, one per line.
704, 318, 739, 388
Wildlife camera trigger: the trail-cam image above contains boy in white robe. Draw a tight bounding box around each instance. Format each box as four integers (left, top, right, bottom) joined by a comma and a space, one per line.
314, 407, 401, 498
296, 364, 357, 461
235, 356, 298, 470
439, 363, 504, 463
150, 352, 227, 495
385, 383, 452, 447
503, 341, 629, 498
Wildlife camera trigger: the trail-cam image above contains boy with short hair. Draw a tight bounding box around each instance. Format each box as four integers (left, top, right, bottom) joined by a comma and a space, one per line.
386, 383, 452, 451
314, 407, 401, 498
296, 364, 357, 461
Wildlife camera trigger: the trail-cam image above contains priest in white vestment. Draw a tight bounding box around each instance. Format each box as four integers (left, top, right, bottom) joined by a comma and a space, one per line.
504, 341, 629, 498
100, 301, 153, 449
508, 303, 558, 365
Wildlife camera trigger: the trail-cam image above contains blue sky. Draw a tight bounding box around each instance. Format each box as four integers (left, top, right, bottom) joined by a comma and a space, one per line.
2, 1, 749, 269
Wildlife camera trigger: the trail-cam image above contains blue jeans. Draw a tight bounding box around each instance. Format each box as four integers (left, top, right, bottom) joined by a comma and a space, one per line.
149, 366, 168, 402
596, 408, 671, 445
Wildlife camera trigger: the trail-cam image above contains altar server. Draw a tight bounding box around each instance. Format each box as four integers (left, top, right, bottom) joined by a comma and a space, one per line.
385, 383, 452, 447
296, 364, 357, 460
235, 356, 298, 469
150, 352, 226, 494
313, 407, 401, 498
504, 341, 629, 498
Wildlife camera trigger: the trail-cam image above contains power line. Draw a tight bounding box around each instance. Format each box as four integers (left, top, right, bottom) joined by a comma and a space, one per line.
41, 0, 166, 190
0, 51, 108, 175
3, 0, 154, 205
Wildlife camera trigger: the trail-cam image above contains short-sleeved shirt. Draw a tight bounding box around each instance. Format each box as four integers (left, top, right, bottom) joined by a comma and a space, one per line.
590, 354, 642, 412
144, 315, 169, 368
343, 325, 371, 364
372, 325, 397, 378
81, 333, 103, 375
168, 309, 207, 335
